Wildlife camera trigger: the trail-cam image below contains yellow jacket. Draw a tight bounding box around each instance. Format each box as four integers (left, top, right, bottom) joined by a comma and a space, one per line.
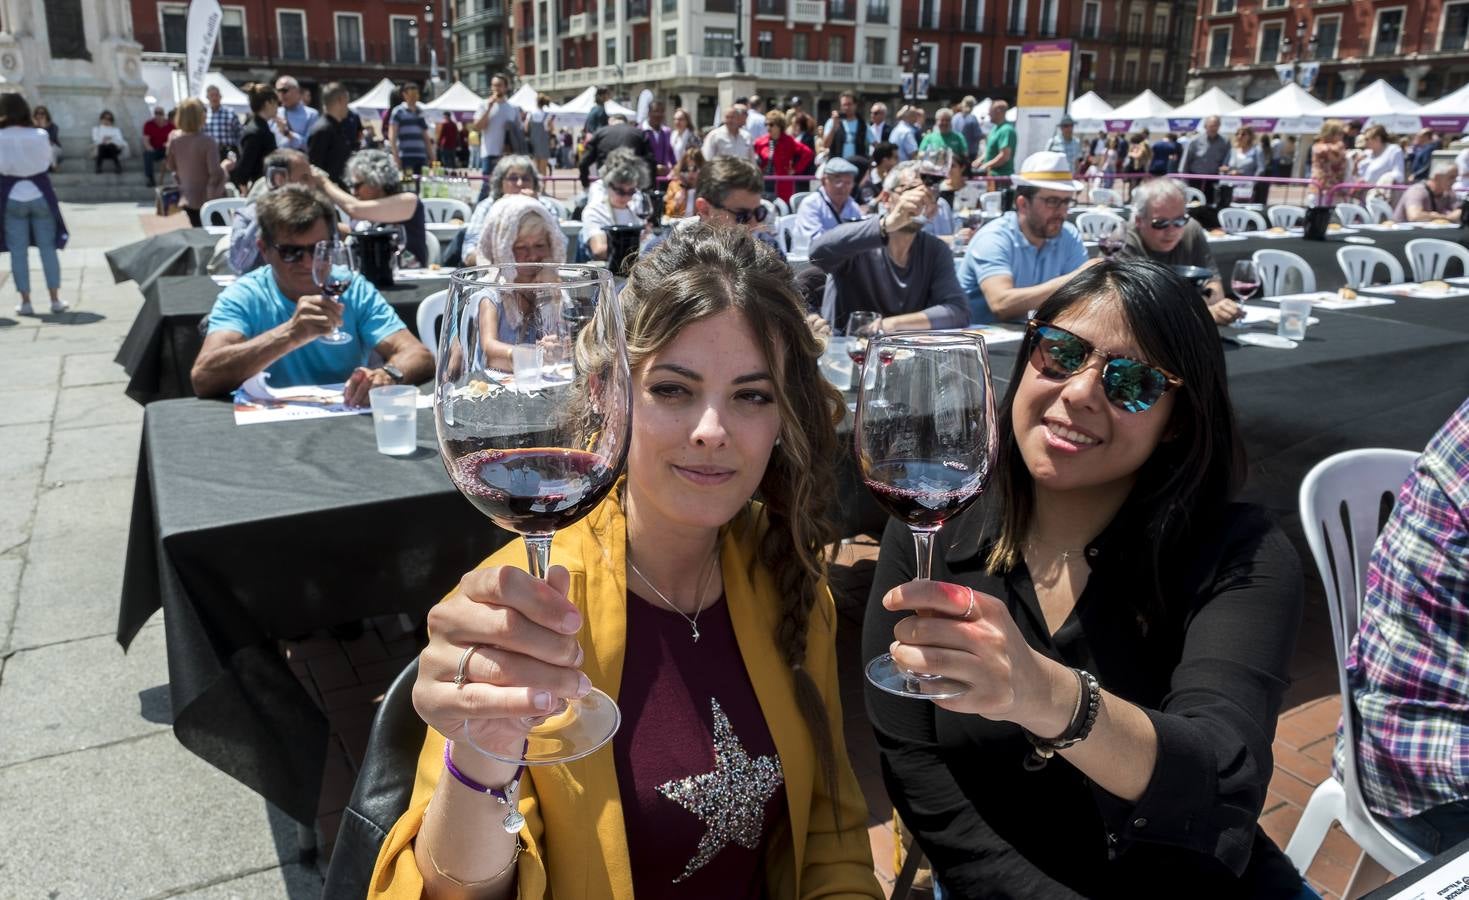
369, 492, 881, 899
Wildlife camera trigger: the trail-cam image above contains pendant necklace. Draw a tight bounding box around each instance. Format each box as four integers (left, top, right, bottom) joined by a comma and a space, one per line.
628, 548, 720, 642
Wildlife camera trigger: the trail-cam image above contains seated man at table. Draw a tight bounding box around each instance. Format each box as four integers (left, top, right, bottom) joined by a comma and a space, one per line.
808, 160, 968, 333
643, 156, 783, 257
1120, 177, 1241, 326
1341, 397, 1469, 854
959, 150, 1094, 324
792, 157, 866, 246
192, 185, 432, 405
1394, 162, 1463, 224
227, 148, 314, 274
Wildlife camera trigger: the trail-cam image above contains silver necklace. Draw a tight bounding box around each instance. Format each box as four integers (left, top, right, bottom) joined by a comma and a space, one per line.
1024, 539, 1087, 565
628, 549, 719, 642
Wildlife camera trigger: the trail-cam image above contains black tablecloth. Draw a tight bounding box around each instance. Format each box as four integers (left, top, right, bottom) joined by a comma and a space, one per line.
118, 399, 510, 823
1209, 227, 1469, 295
114, 276, 446, 405
105, 229, 222, 291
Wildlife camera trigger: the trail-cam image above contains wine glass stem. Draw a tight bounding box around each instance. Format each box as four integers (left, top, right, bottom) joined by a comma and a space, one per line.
904, 527, 941, 691
525, 532, 553, 581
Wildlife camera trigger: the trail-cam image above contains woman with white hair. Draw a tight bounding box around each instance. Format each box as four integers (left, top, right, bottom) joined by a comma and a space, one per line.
473, 193, 570, 370
314, 148, 431, 267
580, 147, 650, 261
462, 154, 565, 265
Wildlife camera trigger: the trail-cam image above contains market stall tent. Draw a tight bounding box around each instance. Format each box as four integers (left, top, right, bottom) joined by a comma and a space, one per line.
1226, 83, 1327, 133
1319, 80, 1422, 134
349, 78, 399, 115
1168, 87, 1243, 131
1068, 91, 1112, 132
1417, 81, 1469, 132
1104, 90, 1175, 133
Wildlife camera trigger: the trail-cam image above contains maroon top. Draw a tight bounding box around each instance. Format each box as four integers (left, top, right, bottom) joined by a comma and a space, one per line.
614, 591, 788, 897
144, 119, 175, 151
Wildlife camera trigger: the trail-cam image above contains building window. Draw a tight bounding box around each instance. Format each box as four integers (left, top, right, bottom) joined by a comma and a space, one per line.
704, 27, 734, 57
1208, 26, 1230, 68
918, 0, 939, 30
867, 0, 890, 23
335, 13, 363, 62
391, 16, 418, 63
1002, 45, 1020, 84
1213, 0, 1235, 13
1442, 2, 1469, 51
1123, 58, 1137, 85
793, 32, 809, 58
1081, 0, 1099, 37
219, 7, 247, 57
920, 42, 938, 81
1257, 21, 1283, 63
1128, 10, 1142, 38
664, 29, 678, 55
1078, 50, 1096, 81
1314, 15, 1339, 59
1372, 7, 1404, 56
865, 36, 886, 65
663, 0, 676, 11
1006, 0, 1024, 33
541, 48, 550, 70
960, 44, 981, 85
1263, 0, 1286, 7
1148, 59, 1162, 82
160, 4, 187, 54
538, 0, 547, 37
827, 34, 846, 61
705, 0, 736, 12
1038, 0, 1056, 35
605, 36, 616, 64
1153, 14, 1168, 40
276, 9, 306, 60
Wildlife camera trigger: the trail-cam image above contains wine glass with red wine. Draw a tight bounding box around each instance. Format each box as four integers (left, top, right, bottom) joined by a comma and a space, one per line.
311, 240, 355, 345
1229, 259, 1260, 329
857, 332, 998, 700
435, 263, 631, 764
1098, 218, 1126, 258
845, 311, 882, 369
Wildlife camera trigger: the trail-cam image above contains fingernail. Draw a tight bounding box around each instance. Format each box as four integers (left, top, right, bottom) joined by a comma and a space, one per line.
575, 674, 591, 698
574, 644, 585, 666
533, 690, 554, 711
561, 612, 582, 633
890, 641, 900, 655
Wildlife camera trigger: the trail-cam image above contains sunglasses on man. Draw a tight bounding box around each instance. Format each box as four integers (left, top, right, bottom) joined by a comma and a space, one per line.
609, 184, 639, 198
1147, 216, 1192, 230
268, 239, 329, 264
1025, 320, 1183, 414
919, 173, 945, 187
709, 200, 768, 225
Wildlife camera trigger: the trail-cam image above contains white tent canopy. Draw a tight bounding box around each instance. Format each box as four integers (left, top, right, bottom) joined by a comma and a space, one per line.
1226, 83, 1327, 134
1105, 89, 1174, 132
349, 78, 398, 114
1168, 86, 1242, 130
1417, 81, 1469, 131
424, 81, 485, 117
1320, 79, 1421, 133
1068, 91, 1112, 131
548, 86, 638, 124
509, 83, 541, 115
196, 72, 249, 113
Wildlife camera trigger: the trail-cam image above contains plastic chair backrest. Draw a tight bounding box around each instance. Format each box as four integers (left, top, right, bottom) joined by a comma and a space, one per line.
1252, 248, 1316, 296
1268, 204, 1307, 228
1297, 449, 1423, 859
199, 197, 247, 228
1089, 187, 1121, 207
1182, 185, 1207, 206
1075, 210, 1125, 241
785, 215, 812, 256
416, 289, 448, 360
954, 183, 983, 210
1335, 245, 1404, 289
1405, 237, 1469, 281
422, 198, 473, 224
790, 191, 813, 212
1218, 208, 1266, 232
980, 191, 1003, 214
1367, 196, 1395, 223
772, 196, 791, 217
1335, 202, 1370, 227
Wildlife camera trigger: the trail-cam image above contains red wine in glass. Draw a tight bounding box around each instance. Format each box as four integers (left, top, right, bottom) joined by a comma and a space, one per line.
1231, 280, 1260, 301
864, 459, 988, 530
847, 342, 868, 367
446, 446, 617, 535
312, 240, 355, 345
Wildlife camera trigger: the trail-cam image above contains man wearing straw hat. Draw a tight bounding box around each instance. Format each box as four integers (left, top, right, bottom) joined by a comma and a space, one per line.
959, 150, 1095, 323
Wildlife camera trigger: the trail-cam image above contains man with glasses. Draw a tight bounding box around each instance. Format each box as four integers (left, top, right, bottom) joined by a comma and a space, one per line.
227, 149, 316, 274
272, 76, 319, 151
193, 185, 430, 404
1120, 177, 1239, 325
959, 151, 1094, 324
792, 157, 865, 246
809, 160, 969, 334
643, 157, 783, 257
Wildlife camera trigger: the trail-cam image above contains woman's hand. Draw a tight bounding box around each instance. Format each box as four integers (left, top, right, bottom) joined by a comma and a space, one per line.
882, 580, 1075, 734
413, 565, 590, 765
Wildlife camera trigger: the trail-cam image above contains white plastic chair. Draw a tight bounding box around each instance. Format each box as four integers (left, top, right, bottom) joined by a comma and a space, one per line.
1367, 196, 1395, 224
422, 198, 473, 224
1284, 449, 1428, 893
1218, 208, 1267, 233
423, 230, 441, 267
1335, 246, 1404, 289
1075, 210, 1126, 241
1252, 249, 1316, 296
1268, 204, 1307, 228
1334, 202, 1370, 227
979, 191, 1004, 215
199, 197, 247, 228
1181, 184, 1207, 206
1088, 187, 1122, 207
777, 214, 812, 259
415, 289, 448, 359
772, 196, 791, 217
1405, 238, 1469, 281
789, 190, 814, 213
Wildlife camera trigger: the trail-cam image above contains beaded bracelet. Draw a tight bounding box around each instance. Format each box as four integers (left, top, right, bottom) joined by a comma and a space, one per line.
444, 740, 528, 834
1023, 668, 1101, 771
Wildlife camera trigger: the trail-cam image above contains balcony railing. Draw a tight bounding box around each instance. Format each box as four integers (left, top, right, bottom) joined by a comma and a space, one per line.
903, 6, 996, 32
457, 46, 511, 66
756, 0, 785, 13
134, 31, 425, 67
628, 0, 650, 17
539, 54, 899, 89
791, 0, 825, 24
456, 4, 508, 29
517, 27, 536, 43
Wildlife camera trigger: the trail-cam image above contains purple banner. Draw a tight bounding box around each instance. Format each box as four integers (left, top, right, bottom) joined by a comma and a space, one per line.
1168, 117, 1200, 132
1237, 117, 1280, 131
1104, 118, 1132, 133
1022, 40, 1073, 54
1422, 115, 1469, 132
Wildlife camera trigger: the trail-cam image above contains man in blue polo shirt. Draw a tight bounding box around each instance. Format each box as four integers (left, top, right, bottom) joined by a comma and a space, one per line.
192, 185, 432, 405
793, 157, 866, 245
959, 150, 1097, 323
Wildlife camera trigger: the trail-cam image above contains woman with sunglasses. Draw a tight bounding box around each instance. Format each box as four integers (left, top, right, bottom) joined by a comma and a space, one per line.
315, 150, 432, 269
462, 155, 565, 266
90, 110, 127, 174
580, 148, 650, 262
865, 258, 1312, 899
754, 110, 815, 205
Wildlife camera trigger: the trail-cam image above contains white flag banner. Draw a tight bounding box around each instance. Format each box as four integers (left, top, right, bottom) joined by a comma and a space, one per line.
1298, 62, 1321, 92
186, 0, 223, 99
1275, 64, 1296, 87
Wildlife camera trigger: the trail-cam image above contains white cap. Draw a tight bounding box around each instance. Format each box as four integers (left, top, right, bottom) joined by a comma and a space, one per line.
1010, 150, 1084, 193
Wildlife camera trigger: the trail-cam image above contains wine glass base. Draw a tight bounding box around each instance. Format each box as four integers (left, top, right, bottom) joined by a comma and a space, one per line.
461, 687, 622, 765
866, 654, 968, 701
318, 331, 354, 345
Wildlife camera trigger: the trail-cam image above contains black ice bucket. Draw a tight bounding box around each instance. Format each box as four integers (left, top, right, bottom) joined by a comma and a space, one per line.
352, 227, 398, 288
605, 224, 643, 277
1302, 205, 1333, 241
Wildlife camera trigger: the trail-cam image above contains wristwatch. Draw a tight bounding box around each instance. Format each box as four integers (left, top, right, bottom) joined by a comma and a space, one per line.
381, 364, 405, 384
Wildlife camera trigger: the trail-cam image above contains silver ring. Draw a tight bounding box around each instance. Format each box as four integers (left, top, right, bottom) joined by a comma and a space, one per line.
454, 645, 478, 688
963, 589, 976, 621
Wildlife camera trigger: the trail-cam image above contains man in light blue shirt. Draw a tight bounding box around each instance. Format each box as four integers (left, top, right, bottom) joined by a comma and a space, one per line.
889, 106, 920, 162
193, 185, 432, 404
959, 150, 1096, 323
792, 157, 866, 245
271, 76, 319, 150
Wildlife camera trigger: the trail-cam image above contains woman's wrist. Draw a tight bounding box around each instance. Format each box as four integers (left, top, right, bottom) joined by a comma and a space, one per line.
447, 739, 523, 791
1018, 654, 1081, 740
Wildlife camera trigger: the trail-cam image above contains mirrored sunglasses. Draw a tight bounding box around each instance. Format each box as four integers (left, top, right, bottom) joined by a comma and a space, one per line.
711, 201, 768, 225
1148, 216, 1192, 230
1025, 320, 1183, 413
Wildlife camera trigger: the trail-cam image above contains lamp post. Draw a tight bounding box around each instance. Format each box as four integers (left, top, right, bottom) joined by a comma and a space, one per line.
733, 0, 746, 74
898, 38, 931, 109
1278, 17, 1319, 93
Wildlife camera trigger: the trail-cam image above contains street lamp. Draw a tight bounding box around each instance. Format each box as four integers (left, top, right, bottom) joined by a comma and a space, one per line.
733, 0, 746, 74
898, 38, 931, 108
1278, 17, 1320, 93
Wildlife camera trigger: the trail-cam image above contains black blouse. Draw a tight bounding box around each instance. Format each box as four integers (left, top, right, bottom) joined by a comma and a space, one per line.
863, 501, 1307, 899
232, 115, 276, 188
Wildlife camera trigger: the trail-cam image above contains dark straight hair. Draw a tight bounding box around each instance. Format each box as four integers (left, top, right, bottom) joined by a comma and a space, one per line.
985, 258, 1246, 623
0, 92, 32, 128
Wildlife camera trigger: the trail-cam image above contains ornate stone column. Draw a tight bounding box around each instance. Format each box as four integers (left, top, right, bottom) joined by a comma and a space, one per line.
1338, 66, 1366, 98
1402, 63, 1431, 99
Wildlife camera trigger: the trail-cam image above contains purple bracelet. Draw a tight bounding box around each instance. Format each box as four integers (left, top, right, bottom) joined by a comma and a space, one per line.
444, 740, 528, 833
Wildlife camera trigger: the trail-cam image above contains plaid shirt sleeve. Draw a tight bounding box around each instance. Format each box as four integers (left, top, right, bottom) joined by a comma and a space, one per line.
1342, 397, 1469, 819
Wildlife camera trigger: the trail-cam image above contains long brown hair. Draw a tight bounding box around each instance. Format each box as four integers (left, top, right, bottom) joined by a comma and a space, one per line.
617, 222, 846, 811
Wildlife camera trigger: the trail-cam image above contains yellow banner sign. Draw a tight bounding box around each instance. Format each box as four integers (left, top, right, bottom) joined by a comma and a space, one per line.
1017, 41, 1073, 109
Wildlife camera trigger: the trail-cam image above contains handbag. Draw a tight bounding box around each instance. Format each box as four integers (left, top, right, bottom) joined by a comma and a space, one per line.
154, 176, 182, 217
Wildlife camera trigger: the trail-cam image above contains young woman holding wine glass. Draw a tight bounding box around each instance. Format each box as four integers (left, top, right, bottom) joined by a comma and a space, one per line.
370, 223, 882, 899
864, 258, 1315, 899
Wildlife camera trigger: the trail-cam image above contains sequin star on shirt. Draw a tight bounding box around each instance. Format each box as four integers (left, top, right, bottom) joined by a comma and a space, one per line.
656, 697, 785, 883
